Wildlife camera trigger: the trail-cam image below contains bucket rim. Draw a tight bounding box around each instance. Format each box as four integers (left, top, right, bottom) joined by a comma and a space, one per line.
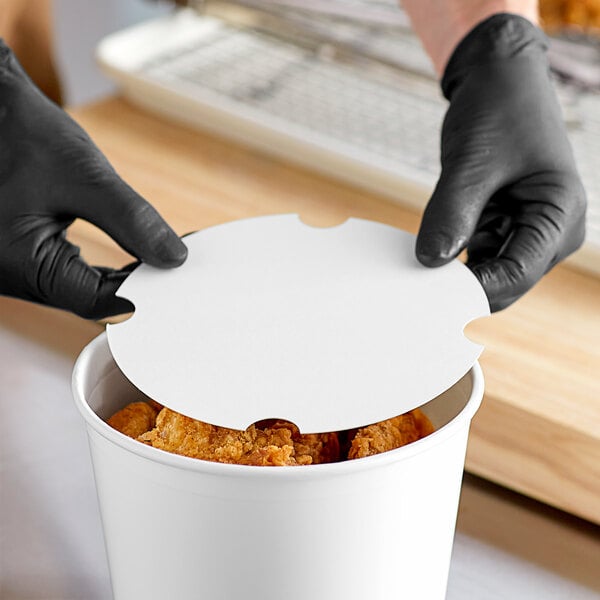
72, 332, 484, 479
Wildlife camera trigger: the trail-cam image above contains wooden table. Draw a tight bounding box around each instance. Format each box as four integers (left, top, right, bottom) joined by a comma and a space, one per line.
2, 97, 599, 523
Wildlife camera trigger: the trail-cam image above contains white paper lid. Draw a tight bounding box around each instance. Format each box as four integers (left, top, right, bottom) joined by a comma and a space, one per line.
107, 215, 489, 433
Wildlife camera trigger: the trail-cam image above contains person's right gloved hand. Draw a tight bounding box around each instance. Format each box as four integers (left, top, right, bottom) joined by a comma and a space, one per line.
0, 40, 188, 319
416, 14, 587, 311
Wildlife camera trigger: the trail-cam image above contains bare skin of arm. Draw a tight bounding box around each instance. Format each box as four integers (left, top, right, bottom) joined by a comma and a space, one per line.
401, 0, 539, 73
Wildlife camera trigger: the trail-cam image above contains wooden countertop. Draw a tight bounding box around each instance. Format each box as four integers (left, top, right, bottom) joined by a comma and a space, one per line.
2, 97, 598, 523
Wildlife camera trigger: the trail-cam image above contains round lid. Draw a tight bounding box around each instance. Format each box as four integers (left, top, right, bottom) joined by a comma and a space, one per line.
107, 215, 489, 433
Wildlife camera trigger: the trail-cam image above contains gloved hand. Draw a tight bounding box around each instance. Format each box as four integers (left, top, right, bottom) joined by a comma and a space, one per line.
0, 41, 187, 319
416, 14, 587, 312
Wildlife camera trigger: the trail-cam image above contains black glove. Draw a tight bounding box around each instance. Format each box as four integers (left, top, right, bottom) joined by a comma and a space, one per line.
0, 41, 187, 319
416, 14, 586, 311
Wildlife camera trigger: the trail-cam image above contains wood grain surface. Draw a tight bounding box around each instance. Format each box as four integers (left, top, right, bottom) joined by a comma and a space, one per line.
2, 97, 597, 523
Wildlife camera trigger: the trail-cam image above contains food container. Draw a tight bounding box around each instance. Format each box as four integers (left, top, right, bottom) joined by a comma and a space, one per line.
72, 215, 489, 600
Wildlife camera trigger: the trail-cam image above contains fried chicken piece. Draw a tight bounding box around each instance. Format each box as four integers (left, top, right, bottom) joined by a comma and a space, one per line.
108, 401, 435, 464
107, 401, 159, 440
413, 408, 435, 437
565, 0, 600, 28
146, 399, 164, 413
139, 408, 340, 466
348, 409, 434, 460
540, 0, 600, 30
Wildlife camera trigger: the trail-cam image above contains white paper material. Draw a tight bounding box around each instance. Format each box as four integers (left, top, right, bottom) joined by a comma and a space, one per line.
107, 215, 489, 433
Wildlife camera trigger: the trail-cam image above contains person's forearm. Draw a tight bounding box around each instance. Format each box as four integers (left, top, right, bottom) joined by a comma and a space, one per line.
401, 0, 538, 74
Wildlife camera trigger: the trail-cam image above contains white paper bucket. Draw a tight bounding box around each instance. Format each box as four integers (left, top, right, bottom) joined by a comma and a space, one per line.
73, 332, 484, 600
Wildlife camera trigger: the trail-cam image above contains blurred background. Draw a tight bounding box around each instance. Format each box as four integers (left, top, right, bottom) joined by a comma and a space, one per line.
53, 0, 171, 105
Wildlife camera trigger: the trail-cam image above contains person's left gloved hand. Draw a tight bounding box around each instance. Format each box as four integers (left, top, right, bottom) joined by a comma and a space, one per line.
416, 14, 587, 311
0, 41, 188, 319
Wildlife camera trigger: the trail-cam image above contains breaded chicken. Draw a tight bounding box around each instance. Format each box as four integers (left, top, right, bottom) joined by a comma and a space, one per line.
138, 408, 340, 466
108, 402, 433, 464
107, 401, 159, 440
347, 409, 434, 460
540, 0, 600, 30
